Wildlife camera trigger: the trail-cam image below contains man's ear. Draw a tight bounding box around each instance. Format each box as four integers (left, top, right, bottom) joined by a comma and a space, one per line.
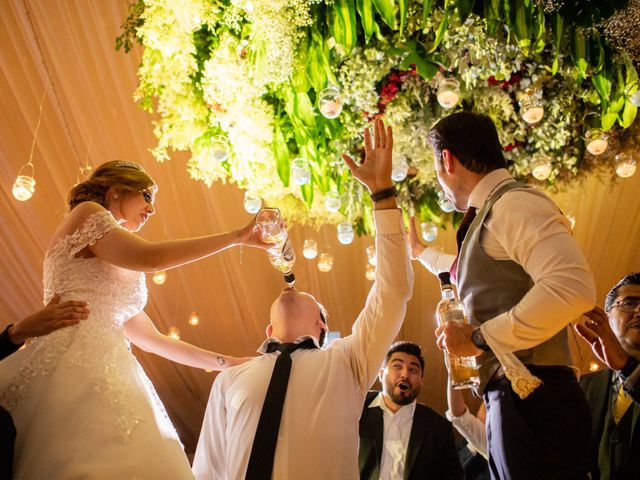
441, 149, 456, 175
378, 368, 385, 384
266, 323, 273, 338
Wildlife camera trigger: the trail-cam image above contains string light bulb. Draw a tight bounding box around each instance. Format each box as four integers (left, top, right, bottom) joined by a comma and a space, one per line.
152, 271, 167, 285
13, 92, 46, 202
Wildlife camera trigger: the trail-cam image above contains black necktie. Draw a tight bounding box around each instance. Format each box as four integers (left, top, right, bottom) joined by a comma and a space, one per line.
450, 207, 477, 284
245, 338, 318, 480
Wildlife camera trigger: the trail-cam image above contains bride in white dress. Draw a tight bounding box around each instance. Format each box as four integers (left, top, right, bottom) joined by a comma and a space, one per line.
0, 161, 268, 479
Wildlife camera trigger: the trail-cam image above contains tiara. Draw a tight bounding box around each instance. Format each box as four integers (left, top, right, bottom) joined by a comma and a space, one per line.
113, 160, 146, 172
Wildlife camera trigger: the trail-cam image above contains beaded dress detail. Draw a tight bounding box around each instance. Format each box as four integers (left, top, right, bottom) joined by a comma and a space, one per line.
0, 211, 194, 479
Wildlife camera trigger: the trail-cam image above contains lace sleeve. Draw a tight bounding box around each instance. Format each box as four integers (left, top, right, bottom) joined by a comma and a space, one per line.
67, 210, 120, 258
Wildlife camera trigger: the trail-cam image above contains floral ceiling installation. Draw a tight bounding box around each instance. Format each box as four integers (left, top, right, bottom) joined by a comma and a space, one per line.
119, 0, 639, 235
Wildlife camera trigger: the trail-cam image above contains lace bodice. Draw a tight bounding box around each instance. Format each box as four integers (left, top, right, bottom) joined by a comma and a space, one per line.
43, 210, 147, 325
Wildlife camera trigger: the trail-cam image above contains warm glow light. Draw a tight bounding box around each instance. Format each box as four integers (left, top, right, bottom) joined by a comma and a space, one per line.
366, 245, 377, 266
531, 154, 552, 181
12, 175, 36, 201
585, 129, 608, 156
168, 326, 181, 340
565, 212, 576, 230
589, 361, 600, 372
188, 312, 200, 326
615, 153, 636, 178
337, 222, 354, 245
391, 155, 408, 182
365, 263, 376, 281
437, 78, 460, 109
152, 271, 167, 285
519, 90, 544, 124
244, 191, 262, 213
303, 239, 318, 259
317, 252, 334, 272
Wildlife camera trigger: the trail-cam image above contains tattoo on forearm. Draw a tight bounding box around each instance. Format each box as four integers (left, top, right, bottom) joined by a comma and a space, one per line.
217, 356, 226, 366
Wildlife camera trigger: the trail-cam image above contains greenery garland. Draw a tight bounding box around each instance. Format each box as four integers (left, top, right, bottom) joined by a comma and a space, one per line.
118, 0, 638, 236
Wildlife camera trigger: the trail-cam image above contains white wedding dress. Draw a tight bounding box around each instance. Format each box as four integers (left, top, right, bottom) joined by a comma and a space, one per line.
0, 211, 194, 479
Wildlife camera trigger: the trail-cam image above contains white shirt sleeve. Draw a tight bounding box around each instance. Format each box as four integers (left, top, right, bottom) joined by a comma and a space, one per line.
445, 408, 488, 459
193, 373, 228, 480
344, 209, 414, 394
480, 190, 596, 352
417, 247, 456, 276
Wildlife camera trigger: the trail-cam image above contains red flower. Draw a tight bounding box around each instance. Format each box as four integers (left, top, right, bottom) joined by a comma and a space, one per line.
487, 75, 499, 86
503, 144, 515, 152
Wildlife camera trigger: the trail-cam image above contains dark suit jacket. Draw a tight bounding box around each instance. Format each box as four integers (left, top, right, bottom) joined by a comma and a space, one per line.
580, 369, 640, 480
359, 391, 463, 480
1, 325, 22, 361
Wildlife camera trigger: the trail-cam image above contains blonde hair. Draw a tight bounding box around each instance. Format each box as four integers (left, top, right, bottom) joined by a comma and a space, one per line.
67, 160, 156, 210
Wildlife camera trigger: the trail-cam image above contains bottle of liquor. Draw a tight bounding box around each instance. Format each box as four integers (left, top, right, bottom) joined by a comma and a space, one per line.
256, 207, 296, 286
436, 272, 480, 389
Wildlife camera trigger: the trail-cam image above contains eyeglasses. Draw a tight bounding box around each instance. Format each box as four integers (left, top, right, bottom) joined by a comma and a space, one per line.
612, 298, 640, 313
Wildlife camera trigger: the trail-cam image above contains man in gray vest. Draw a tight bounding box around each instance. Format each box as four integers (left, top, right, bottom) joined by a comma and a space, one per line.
576, 272, 640, 479
411, 112, 596, 479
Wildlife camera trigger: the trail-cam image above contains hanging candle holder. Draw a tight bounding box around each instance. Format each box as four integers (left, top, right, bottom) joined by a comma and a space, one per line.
244, 191, 262, 213
565, 212, 576, 230
152, 271, 167, 285
584, 128, 608, 156
421, 222, 438, 242
337, 222, 354, 245
188, 312, 200, 326
437, 190, 455, 213
290, 158, 311, 186
531, 153, 552, 181
324, 191, 341, 213
317, 252, 334, 272
208, 135, 230, 163
12, 163, 36, 202
519, 89, 544, 124
365, 263, 376, 281
365, 245, 377, 266
630, 91, 640, 107
437, 77, 460, 109
303, 239, 318, 259
391, 155, 409, 182
615, 153, 636, 178
318, 85, 343, 119
168, 326, 181, 340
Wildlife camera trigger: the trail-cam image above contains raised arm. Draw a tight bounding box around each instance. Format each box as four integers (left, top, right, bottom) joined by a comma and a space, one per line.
123, 311, 251, 370
60, 201, 270, 272
407, 216, 455, 275
341, 120, 414, 391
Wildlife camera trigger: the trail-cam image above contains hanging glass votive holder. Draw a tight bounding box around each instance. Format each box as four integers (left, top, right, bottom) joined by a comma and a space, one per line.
531, 153, 552, 180
630, 90, 640, 107
615, 153, 636, 178
303, 239, 318, 259
244, 191, 262, 213
519, 89, 544, 124
324, 191, 341, 213
337, 222, 354, 245
365, 245, 377, 267
291, 158, 311, 186
437, 78, 460, 109
317, 252, 334, 272
365, 263, 376, 281
168, 326, 181, 340
437, 191, 455, 213
585, 128, 608, 156
208, 136, 229, 163
12, 174, 36, 201
565, 212, 576, 230
421, 222, 438, 242
391, 155, 409, 182
152, 271, 167, 285
318, 85, 343, 119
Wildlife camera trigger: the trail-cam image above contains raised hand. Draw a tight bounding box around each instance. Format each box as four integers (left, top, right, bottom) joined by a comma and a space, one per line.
342, 119, 394, 195
236, 216, 277, 250
575, 307, 630, 371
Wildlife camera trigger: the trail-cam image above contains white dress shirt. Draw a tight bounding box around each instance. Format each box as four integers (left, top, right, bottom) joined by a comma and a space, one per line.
445, 408, 488, 459
369, 393, 416, 480
418, 169, 595, 353
192, 209, 413, 480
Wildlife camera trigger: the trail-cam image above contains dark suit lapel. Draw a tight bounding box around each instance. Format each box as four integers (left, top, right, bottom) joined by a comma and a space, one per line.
404, 404, 428, 480
369, 406, 384, 471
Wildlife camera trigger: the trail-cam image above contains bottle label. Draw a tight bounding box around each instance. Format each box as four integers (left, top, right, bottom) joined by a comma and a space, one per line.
442, 310, 465, 324
281, 238, 295, 262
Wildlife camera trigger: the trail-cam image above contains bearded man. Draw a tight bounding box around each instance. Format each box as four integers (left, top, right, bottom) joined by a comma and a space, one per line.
358, 341, 463, 480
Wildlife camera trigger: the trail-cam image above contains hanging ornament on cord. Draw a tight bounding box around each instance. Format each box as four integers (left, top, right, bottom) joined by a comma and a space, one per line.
13, 92, 47, 201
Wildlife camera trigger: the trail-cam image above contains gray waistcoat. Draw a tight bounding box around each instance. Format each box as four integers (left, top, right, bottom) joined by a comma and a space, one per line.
457, 181, 572, 392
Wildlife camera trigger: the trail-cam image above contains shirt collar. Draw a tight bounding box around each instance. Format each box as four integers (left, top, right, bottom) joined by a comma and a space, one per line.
257, 335, 320, 354
467, 168, 514, 211
369, 392, 417, 418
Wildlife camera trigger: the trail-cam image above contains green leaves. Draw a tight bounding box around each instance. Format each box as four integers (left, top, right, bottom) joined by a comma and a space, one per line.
356, 0, 375, 43
550, 13, 563, 76
330, 0, 357, 55
372, 0, 397, 29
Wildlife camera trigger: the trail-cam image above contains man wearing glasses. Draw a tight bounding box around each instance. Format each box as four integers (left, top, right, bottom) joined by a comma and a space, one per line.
576, 272, 640, 479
